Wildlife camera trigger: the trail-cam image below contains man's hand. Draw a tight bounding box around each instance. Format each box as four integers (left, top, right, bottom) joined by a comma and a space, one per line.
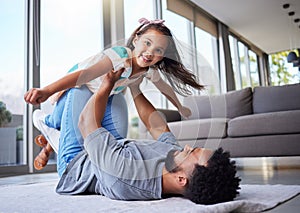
102, 69, 125, 89
78, 69, 124, 139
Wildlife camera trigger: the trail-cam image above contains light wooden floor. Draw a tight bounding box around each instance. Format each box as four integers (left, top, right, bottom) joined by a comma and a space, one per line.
236, 157, 300, 212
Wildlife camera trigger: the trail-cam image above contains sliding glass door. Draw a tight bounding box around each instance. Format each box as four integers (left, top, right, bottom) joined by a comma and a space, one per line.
40, 0, 103, 165
0, 0, 26, 170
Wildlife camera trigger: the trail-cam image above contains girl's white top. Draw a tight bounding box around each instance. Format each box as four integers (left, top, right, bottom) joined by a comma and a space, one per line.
75, 46, 158, 94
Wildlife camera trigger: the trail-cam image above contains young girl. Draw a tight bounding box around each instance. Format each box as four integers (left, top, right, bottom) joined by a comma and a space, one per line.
25, 18, 203, 114
24, 18, 204, 171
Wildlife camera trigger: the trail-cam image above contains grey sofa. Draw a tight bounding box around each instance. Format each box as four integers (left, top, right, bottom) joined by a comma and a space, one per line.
139, 83, 300, 157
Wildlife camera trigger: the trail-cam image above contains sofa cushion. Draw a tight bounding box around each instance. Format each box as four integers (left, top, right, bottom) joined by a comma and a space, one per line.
183, 87, 252, 119
253, 83, 300, 114
168, 118, 228, 140
228, 110, 300, 137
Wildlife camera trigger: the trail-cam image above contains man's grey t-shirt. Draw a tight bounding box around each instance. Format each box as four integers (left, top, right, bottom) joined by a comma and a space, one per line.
56, 127, 182, 200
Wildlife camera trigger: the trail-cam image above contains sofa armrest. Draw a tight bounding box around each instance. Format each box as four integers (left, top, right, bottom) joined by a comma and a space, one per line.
138, 108, 181, 139
156, 108, 181, 122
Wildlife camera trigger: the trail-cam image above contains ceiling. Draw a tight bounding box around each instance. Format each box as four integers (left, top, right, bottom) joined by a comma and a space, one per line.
191, 0, 300, 54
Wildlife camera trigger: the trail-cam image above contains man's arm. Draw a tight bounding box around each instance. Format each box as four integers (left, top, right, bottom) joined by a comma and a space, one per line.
78, 70, 124, 139
129, 82, 170, 140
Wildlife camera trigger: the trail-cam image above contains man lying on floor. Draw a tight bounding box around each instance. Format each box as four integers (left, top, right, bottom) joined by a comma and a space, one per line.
31, 69, 240, 205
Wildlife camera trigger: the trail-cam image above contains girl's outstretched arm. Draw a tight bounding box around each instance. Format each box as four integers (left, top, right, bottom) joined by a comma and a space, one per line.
24, 56, 114, 105
151, 72, 191, 118
129, 80, 170, 140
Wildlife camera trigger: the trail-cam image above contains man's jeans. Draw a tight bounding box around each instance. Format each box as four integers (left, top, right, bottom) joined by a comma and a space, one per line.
45, 85, 128, 176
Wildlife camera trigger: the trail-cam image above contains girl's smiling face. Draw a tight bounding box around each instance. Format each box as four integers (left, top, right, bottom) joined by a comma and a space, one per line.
132, 29, 169, 68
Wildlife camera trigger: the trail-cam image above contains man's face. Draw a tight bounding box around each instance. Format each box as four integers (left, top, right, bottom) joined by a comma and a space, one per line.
165, 145, 213, 174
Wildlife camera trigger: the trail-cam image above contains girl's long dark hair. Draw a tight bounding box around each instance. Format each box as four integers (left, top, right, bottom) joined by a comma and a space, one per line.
126, 23, 204, 96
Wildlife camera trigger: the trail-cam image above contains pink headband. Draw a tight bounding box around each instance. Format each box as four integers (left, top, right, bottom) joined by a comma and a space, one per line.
138, 17, 165, 26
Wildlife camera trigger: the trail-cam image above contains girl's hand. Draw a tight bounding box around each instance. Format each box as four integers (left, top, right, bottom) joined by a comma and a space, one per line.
179, 106, 192, 119
24, 88, 50, 105
128, 76, 143, 90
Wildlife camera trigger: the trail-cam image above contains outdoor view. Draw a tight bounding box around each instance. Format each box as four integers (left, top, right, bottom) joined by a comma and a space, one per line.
269, 50, 300, 86
0, 0, 25, 166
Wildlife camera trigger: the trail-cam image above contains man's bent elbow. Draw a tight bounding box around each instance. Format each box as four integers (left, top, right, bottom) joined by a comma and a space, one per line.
78, 113, 87, 138
78, 111, 100, 139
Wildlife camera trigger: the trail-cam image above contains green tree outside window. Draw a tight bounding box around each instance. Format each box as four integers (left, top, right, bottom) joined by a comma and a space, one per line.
0, 101, 12, 127
269, 51, 297, 85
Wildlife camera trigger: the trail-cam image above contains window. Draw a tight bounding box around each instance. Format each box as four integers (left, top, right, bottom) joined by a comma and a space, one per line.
0, 0, 25, 167
195, 27, 220, 94
269, 50, 300, 86
40, 0, 103, 113
229, 35, 261, 89
40, 0, 103, 93
40, 0, 103, 159
162, 0, 194, 75
248, 50, 260, 87
229, 35, 242, 90
162, 0, 194, 110
163, 0, 220, 95
162, 0, 190, 44
124, 0, 154, 39
123, 0, 156, 138
238, 41, 251, 88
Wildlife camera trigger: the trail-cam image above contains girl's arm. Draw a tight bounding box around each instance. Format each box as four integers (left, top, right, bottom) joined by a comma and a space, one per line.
24, 55, 113, 105
129, 80, 170, 140
151, 72, 191, 118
